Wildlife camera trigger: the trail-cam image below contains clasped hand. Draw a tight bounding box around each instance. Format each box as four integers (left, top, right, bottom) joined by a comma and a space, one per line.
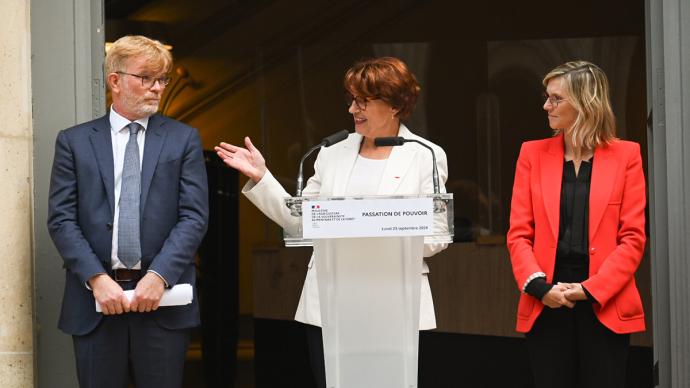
89, 273, 165, 315
541, 282, 587, 308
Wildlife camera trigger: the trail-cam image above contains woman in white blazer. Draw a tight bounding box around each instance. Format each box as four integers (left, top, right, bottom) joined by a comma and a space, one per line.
215, 57, 448, 387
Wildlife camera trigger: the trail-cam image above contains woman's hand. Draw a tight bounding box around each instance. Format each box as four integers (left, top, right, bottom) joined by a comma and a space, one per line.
541, 284, 575, 309
560, 282, 588, 302
215, 137, 267, 183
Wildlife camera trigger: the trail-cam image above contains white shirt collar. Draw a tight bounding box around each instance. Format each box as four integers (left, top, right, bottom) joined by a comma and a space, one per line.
109, 105, 150, 134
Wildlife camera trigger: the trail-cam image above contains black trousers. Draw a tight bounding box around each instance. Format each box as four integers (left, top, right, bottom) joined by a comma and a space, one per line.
305, 323, 327, 388
525, 302, 630, 388
72, 281, 191, 388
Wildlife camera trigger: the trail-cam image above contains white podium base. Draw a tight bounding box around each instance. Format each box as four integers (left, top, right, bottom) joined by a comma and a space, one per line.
314, 236, 423, 388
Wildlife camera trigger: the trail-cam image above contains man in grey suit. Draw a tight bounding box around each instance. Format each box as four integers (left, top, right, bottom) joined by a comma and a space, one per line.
47, 35, 209, 388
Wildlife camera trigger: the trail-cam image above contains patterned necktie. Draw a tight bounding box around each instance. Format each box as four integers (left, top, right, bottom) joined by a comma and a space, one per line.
118, 122, 142, 268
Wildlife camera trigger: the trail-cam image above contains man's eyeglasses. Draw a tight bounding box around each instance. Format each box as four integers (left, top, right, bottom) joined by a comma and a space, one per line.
117, 71, 171, 88
345, 94, 378, 111
543, 93, 567, 108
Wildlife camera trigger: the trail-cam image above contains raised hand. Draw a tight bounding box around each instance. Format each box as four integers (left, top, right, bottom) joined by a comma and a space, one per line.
214, 136, 267, 183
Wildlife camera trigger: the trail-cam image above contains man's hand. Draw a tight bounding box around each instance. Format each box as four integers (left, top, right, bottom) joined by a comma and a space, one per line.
89, 274, 130, 315
560, 282, 588, 302
130, 273, 165, 313
541, 284, 575, 309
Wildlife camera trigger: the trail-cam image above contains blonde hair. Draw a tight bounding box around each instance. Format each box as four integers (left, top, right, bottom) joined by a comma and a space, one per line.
105, 35, 172, 88
543, 60, 617, 149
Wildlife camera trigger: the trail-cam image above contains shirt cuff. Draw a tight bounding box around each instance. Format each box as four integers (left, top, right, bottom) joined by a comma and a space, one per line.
522, 271, 547, 292
85, 272, 108, 290
524, 277, 553, 301
581, 284, 598, 304
147, 270, 170, 288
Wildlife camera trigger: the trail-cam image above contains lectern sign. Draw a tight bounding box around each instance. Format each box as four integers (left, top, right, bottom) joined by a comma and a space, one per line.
302, 197, 434, 239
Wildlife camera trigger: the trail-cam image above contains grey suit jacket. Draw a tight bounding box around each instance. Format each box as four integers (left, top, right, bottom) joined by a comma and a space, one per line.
47, 113, 209, 335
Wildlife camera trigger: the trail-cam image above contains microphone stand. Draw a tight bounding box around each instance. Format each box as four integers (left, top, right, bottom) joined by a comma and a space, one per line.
296, 144, 323, 196
295, 130, 350, 196
374, 137, 440, 194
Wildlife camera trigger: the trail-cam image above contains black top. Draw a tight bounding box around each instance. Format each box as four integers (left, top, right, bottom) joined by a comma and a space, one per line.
557, 159, 592, 259
526, 158, 596, 302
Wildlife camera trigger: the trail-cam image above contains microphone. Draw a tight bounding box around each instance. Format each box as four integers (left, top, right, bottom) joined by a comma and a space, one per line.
374, 136, 405, 147
375, 136, 440, 194
321, 129, 349, 147
296, 130, 350, 196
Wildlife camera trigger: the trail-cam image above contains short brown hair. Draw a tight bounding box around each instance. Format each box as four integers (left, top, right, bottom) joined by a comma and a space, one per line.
105, 35, 172, 88
344, 57, 420, 119
543, 60, 617, 149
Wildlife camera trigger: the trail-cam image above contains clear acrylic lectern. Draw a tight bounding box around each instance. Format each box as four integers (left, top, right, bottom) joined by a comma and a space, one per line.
283, 194, 453, 388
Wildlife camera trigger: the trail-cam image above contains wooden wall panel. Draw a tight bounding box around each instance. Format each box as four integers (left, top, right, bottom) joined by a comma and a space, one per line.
253, 242, 652, 346
253, 244, 311, 321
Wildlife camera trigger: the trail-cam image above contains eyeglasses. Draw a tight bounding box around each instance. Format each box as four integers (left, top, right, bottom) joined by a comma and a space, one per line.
345, 94, 378, 111
117, 71, 171, 88
543, 93, 567, 108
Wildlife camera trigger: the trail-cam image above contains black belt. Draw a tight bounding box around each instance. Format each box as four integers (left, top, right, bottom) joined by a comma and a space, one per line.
112, 268, 143, 282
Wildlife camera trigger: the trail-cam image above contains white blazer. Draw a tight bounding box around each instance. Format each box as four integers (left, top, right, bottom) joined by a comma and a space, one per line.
243, 124, 449, 329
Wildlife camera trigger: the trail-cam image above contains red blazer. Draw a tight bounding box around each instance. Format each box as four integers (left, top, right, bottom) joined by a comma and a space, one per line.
507, 134, 646, 334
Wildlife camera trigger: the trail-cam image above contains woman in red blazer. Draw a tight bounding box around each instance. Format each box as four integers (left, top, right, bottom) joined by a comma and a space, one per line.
507, 61, 646, 388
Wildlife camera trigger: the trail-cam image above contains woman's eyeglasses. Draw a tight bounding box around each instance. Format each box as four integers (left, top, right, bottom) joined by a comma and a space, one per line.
543, 93, 567, 108
345, 94, 378, 111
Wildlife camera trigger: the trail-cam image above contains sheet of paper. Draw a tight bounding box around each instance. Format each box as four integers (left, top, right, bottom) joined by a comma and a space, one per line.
95, 283, 193, 312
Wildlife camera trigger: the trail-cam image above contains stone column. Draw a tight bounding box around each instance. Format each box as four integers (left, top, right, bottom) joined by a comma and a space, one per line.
0, 0, 35, 387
